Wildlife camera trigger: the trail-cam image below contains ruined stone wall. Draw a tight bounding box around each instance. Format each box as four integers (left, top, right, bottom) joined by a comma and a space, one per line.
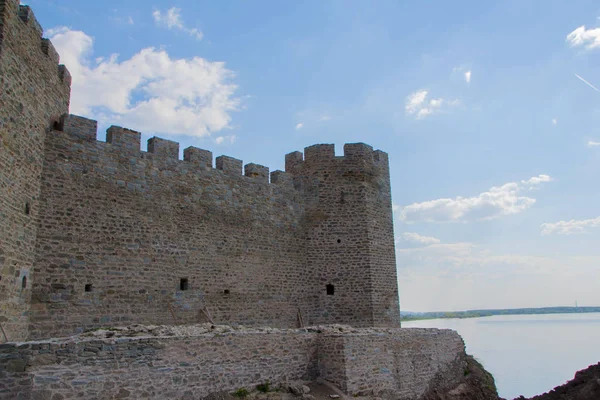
285, 144, 400, 328
0, 0, 70, 341
30, 120, 311, 339
318, 328, 465, 399
0, 325, 319, 399
0, 326, 467, 400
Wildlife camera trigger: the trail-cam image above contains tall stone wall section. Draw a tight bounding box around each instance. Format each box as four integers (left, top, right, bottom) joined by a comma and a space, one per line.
29, 121, 311, 339
0, 0, 401, 341
0, 326, 466, 400
0, 0, 71, 341
285, 144, 400, 327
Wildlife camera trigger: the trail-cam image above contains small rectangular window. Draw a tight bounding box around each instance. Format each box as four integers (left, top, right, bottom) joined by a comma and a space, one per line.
180, 278, 189, 291
326, 284, 335, 295
85, 283, 92, 292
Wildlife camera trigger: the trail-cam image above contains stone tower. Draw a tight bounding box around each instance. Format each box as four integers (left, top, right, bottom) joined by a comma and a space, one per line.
0, 0, 400, 341
0, 0, 71, 341
286, 144, 400, 328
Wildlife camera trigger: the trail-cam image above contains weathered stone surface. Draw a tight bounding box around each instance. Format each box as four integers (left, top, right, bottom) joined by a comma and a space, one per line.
0, 0, 71, 342
0, 324, 478, 400
1, 1, 400, 342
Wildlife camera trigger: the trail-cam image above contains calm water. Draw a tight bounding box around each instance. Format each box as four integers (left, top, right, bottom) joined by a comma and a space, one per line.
403, 313, 600, 399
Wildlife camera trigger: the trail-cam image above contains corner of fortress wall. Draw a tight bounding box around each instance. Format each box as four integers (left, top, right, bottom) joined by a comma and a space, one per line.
0, 0, 71, 341
0, 0, 400, 341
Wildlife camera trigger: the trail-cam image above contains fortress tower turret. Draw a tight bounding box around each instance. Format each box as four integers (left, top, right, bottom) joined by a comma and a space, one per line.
0, 0, 71, 341
286, 143, 400, 327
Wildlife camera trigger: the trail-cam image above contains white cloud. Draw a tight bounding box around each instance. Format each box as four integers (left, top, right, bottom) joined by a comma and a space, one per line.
48, 27, 240, 138
521, 174, 552, 186
464, 70, 471, 83
319, 115, 331, 121
152, 7, 203, 40
398, 175, 551, 223
552, 118, 557, 125
295, 122, 304, 130
400, 232, 440, 246
214, 135, 236, 145
405, 89, 458, 120
588, 141, 600, 147
566, 25, 600, 49
541, 216, 600, 235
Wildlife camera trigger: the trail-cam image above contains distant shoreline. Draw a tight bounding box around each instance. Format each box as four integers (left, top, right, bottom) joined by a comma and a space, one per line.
400, 306, 600, 321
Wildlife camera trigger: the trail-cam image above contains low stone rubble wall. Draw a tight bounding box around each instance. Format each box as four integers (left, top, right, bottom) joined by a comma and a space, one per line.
0, 324, 465, 400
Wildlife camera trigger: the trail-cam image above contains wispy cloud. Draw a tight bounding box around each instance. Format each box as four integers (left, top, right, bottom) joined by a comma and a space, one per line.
552, 118, 558, 125
566, 25, 600, 49
574, 73, 600, 93
153, 7, 203, 40
319, 115, 331, 121
295, 122, 304, 130
398, 175, 552, 223
588, 141, 600, 147
214, 135, 236, 145
541, 216, 600, 235
399, 232, 440, 246
464, 70, 472, 84
405, 89, 458, 119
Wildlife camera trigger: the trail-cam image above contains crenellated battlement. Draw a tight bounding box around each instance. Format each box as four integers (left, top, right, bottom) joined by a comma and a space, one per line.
0, 1, 71, 86
56, 114, 298, 189
284, 142, 390, 177
57, 115, 389, 190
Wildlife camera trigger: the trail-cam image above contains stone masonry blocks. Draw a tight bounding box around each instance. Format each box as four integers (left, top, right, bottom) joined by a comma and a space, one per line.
17, 5, 42, 37
148, 137, 179, 159
184, 146, 212, 168
106, 126, 141, 152
216, 155, 242, 175
343, 143, 374, 160
270, 170, 293, 185
245, 163, 269, 182
304, 144, 334, 163
285, 151, 304, 174
61, 114, 97, 140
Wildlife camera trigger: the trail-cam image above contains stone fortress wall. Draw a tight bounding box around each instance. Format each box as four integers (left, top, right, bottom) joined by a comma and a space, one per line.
0, 0, 399, 342
0, 0, 71, 342
0, 3, 484, 399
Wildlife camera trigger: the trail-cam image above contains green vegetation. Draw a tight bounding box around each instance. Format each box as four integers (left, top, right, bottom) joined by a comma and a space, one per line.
232, 388, 249, 398
400, 306, 600, 321
256, 381, 271, 393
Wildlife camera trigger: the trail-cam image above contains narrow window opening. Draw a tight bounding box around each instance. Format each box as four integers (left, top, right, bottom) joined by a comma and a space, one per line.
224, 289, 230, 295
180, 278, 189, 291
85, 284, 93, 292
326, 284, 335, 295
24, 203, 30, 215
340, 191, 345, 204
21, 276, 27, 289
337, 239, 341, 244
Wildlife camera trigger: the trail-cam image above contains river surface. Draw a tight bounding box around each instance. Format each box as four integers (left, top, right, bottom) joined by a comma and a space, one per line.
402, 313, 600, 399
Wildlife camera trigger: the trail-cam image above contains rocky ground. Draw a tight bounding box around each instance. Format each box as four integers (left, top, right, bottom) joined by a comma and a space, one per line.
513, 362, 600, 400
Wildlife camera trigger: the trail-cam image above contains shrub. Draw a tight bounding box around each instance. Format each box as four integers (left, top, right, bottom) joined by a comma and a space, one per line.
232, 388, 249, 398
256, 381, 271, 393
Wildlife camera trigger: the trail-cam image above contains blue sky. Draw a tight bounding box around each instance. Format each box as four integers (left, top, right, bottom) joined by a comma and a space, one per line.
27, 0, 600, 311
